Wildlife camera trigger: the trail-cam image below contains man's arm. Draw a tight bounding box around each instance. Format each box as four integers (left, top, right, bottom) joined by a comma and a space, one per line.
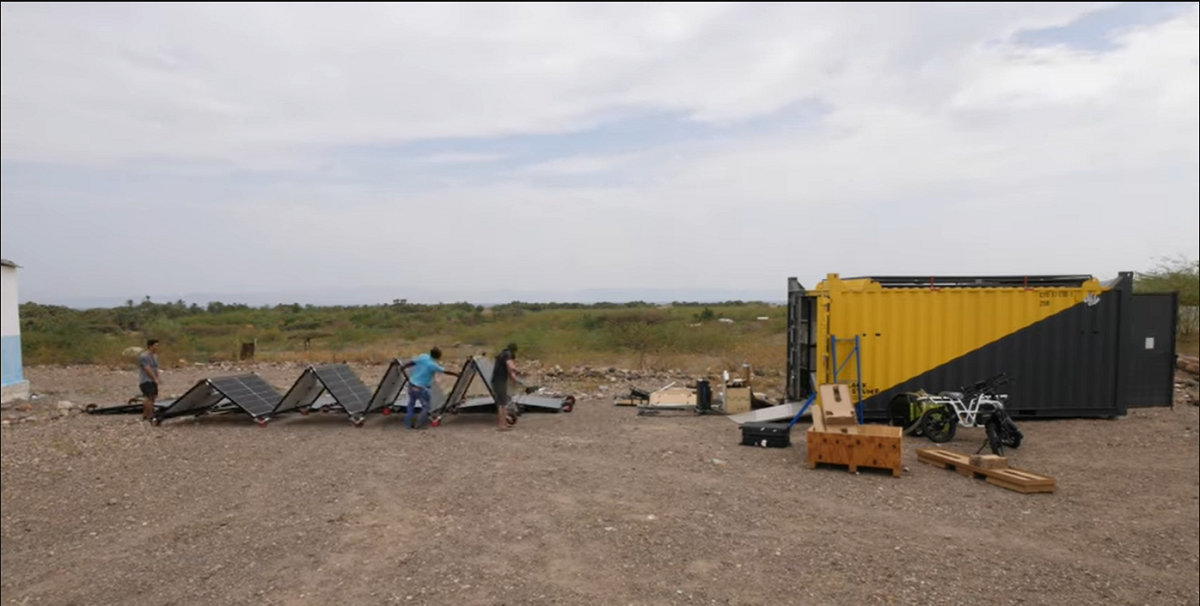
507, 359, 519, 383
142, 360, 160, 383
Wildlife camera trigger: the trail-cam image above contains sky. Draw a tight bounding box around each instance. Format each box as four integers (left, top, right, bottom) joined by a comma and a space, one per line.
2, 2, 1198, 308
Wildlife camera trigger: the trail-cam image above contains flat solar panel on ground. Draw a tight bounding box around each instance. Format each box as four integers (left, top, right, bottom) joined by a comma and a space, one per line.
314, 364, 373, 415
208, 374, 282, 418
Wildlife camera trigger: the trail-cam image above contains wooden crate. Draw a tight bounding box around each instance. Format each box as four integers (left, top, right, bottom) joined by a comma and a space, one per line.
917, 448, 1056, 494
723, 386, 752, 415
806, 425, 903, 477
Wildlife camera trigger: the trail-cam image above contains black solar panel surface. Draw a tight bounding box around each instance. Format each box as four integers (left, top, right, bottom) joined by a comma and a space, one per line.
208, 374, 282, 417
314, 364, 373, 415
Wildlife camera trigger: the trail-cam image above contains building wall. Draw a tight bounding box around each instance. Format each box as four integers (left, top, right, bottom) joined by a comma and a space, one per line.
1, 265, 24, 388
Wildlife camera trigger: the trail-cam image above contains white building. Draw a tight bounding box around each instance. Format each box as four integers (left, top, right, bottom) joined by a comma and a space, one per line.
1, 259, 29, 402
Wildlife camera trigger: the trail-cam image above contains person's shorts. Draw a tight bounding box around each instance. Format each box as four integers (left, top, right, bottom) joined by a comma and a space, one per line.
493, 380, 508, 407
140, 381, 158, 398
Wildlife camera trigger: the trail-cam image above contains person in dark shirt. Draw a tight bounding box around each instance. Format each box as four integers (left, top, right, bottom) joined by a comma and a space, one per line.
491, 343, 520, 431
137, 339, 161, 421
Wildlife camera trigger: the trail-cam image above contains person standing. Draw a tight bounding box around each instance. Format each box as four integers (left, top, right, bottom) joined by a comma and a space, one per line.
137, 339, 161, 421
491, 343, 520, 431
401, 347, 458, 429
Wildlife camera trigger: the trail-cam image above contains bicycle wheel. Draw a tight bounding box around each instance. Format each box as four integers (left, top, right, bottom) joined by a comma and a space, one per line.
1000, 417, 1023, 449
985, 420, 1005, 456
921, 406, 957, 443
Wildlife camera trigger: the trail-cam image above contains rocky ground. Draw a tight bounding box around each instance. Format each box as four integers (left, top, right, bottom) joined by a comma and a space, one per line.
2, 362, 1198, 606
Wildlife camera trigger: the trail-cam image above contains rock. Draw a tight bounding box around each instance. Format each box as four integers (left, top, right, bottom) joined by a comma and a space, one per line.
56, 401, 77, 412
1178, 356, 1200, 376
122, 346, 144, 358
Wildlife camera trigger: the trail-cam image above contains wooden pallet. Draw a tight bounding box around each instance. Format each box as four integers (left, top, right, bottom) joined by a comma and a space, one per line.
916, 448, 1056, 494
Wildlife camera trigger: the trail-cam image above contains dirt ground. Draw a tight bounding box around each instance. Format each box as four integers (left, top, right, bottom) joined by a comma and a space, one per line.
2, 363, 1198, 606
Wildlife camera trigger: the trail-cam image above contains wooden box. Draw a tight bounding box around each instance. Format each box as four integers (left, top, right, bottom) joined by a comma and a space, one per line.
806, 425, 903, 477
723, 386, 752, 415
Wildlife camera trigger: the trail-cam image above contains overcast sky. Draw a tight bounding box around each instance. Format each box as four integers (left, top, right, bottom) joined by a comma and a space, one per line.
2, 2, 1197, 307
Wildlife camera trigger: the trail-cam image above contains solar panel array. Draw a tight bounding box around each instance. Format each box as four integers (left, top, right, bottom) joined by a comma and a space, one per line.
149, 356, 570, 426
314, 364, 373, 415
209, 374, 283, 418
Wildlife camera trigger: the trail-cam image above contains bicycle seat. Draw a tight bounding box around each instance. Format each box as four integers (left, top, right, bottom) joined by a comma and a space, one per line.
939, 391, 963, 400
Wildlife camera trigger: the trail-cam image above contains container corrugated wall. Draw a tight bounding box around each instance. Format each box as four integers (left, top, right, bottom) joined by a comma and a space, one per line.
790, 273, 1136, 420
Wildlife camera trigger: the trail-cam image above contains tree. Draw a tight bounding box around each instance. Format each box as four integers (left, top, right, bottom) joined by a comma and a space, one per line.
1135, 254, 1199, 340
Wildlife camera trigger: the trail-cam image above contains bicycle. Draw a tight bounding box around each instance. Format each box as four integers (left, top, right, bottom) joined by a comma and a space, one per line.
913, 374, 1024, 456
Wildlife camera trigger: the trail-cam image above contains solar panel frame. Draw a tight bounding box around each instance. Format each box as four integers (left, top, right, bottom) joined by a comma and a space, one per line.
275, 368, 326, 414
437, 358, 496, 416
155, 380, 227, 419
313, 364, 373, 416
208, 374, 283, 418
367, 358, 410, 412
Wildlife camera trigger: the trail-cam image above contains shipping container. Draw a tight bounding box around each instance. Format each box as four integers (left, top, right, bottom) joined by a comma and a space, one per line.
786, 272, 1177, 420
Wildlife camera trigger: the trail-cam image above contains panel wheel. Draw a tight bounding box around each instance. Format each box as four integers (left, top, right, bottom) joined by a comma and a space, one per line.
381, 407, 391, 416
255, 417, 269, 428
352, 416, 365, 428
563, 396, 575, 414
431, 417, 442, 428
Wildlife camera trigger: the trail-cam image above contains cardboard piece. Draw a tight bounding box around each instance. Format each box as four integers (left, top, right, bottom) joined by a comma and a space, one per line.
648, 387, 696, 407
818, 384, 856, 427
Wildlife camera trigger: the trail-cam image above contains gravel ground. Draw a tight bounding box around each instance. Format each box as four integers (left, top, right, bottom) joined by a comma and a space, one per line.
2, 363, 1198, 606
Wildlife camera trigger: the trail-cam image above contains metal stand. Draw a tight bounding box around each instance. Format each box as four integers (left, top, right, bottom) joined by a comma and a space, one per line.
830, 334, 864, 424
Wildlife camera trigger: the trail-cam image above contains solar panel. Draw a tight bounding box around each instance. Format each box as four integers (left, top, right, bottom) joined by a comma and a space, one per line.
438, 358, 494, 416
367, 359, 410, 412
208, 374, 282, 418
276, 369, 325, 414
156, 380, 226, 419
313, 364, 373, 415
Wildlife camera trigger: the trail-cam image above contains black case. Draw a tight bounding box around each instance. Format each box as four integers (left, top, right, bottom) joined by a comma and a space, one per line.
740, 422, 791, 448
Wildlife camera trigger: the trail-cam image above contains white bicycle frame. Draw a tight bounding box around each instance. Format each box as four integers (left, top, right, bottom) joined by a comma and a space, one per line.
917, 392, 1008, 428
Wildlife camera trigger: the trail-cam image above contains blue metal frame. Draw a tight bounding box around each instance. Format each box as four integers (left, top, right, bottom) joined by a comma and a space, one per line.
786, 392, 818, 430
830, 334, 864, 423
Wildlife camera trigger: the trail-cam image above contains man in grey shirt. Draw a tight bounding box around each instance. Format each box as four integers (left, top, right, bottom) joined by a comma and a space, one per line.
138, 339, 161, 420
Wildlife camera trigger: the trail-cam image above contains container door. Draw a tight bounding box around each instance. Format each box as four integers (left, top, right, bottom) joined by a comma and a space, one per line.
1125, 293, 1178, 408
786, 278, 816, 401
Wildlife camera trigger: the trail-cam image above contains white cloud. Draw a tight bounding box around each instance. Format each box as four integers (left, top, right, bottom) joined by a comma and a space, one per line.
1, 2, 1196, 303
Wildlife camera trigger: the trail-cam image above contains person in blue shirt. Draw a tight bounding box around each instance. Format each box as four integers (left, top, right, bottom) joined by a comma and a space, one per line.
401, 347, 458, 429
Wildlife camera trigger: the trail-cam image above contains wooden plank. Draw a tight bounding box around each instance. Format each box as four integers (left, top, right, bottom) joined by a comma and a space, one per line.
916, 448, 1056, 494
970, 455, 1008, 469
986, 476, 1056, 494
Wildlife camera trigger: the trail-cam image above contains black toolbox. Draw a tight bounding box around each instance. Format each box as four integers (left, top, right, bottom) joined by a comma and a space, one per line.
740, 422, 791, 448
